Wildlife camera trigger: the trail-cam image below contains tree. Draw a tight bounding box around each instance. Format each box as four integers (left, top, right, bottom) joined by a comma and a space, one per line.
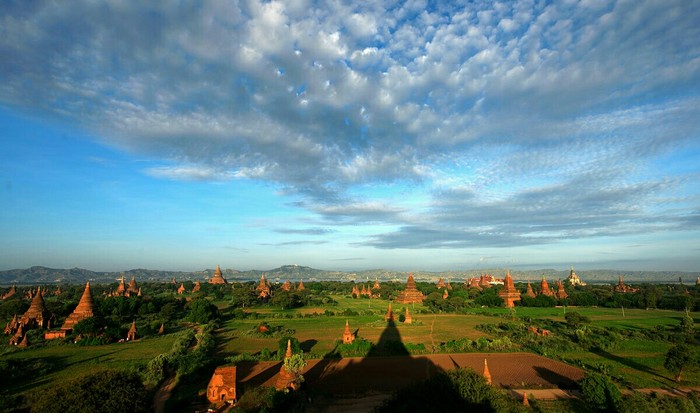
565, 311, 590, 328
664, 344, 698, 382
283, 354, 307, 388
580, 373, 622, 412
185, 298, 219, 323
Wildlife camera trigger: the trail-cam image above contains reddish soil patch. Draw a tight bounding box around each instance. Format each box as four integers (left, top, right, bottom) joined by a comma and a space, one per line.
237, 352, 584, 395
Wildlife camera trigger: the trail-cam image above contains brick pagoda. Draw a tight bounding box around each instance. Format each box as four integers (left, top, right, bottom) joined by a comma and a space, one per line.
395, 273, 425, 304
498, 271, 521, 308
62, 282, 95, 332
209, 265, 228, 284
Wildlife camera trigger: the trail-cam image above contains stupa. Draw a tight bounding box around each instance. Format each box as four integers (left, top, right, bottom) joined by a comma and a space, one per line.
128, 276, 139, 293
555, 280, 568, 300
342, 320, 354, 344
275, 340, 298, 390
524, 281, 536, 298
177, 283, 186, 294
498, 271, 521, 308
62, 282, 95, 332
2, 285, 17, 300
297, 280, 305, 291
566, 265, 586, 286
126, 321, 137, 341
281, 280, 292, 291
385, 303, 395, 322
116, 276, 127, 295
192, 280, 201, 293
209, 265, 228, 285
539, 276, 554, 297
467, 277, 482, 291
436, 277, 446, 289
613, 275, 639, 293
395, 273, 425, 304
404, 308, 412, 324
442, 289, 449, 299
21, 287, 50, 328
256, 275, 271, 298
483, 359, 492, 385
351, 284, 360, 298
373, 278, 381, 290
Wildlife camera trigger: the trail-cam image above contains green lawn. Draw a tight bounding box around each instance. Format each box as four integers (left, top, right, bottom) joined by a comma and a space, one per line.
3, 333, 178, 396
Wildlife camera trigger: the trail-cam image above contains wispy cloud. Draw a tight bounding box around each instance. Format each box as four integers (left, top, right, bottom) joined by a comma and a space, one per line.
1, 0, 699, 258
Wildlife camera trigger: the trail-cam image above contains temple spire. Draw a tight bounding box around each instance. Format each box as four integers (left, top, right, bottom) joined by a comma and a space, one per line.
483, 358, 492, 385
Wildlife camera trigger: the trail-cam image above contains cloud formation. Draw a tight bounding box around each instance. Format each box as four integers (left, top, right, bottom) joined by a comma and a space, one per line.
1, 0, 699, 252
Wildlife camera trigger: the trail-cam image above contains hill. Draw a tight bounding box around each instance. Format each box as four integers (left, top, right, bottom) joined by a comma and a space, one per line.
0, 265, 697, 285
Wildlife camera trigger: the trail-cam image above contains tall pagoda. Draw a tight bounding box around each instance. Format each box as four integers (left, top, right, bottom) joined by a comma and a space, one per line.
209, 265, 228, 284
62, 282, 95, 332
281, 280, 292, 291
498, 271, 521, 308
297, 279, 305, 291
256, 275, 271, 298
127, 276, 139, 293
342, 320, 354, 344
395, 273, 425, 304
555, 280, 568, 300
566, 266, 586, 286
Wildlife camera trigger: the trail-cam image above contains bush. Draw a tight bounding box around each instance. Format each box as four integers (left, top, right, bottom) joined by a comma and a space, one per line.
581, 373, 622, 412
185, 299, 219, 324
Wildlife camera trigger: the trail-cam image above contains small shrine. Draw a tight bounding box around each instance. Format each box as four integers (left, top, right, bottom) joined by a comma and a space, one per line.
207, 366, 237, 403
177, 283, 186, 295
498, 271, 521, 308
21, 286, 50, 328
483, 359, 492, 385
373, 278, 381, 290
126, 321, 137, 341
275, 340, 298, 391
442, 289, 449, 299
467, 277, 482, 291
385, 303, 395, 322
394, 273, 425, 304
127, 277, 139, 294
2, 285, 17, 300
351, 284, 360, 298
297, 280, 305, 291
404, 308, 412, 324
192, 280, 201, 293
209, 265, 228, 284
524, 281, 536, 298
479, 275, 492, 289
436, 277, 446, 289
342, 320, 354, 344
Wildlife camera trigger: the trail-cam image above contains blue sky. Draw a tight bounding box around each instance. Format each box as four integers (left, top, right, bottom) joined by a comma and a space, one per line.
1, 0, 699, 272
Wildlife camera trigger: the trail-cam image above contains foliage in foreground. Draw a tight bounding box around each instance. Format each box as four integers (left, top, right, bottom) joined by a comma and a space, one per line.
31, 370, 150, 413
375, 367, 527, 412
580, 373, 622, 412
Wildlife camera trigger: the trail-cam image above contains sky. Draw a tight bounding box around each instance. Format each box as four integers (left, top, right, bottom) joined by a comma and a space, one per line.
1, 0, 699, 273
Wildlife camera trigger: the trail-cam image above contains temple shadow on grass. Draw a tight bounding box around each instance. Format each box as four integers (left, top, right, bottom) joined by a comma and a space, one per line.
299, 339, 317, 353
590, 347, 672, 384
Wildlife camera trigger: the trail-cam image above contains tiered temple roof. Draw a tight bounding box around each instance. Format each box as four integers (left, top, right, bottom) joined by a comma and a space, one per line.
467, 277, 482, 291
2, 285, 17, 300
395, 273, 425, 304
479, 275, 492, 289
539, 276, 554, 297
613, 275, 639, 293
21, 287, 50, 328
128, 277, 138, 293
566, 265, 586, 286
498, 271, 521, 308
351, 284, 360, 298
192, 280, 201, 293
177, 283, 186, 294
436, 277, 446, 289
281, 280, 292, 291
373, 278, 381, 290
555, 280, 568, 300
207, 366, 237, 403
209, 265, 228, 284
62, 282, 95, 331
297, 280, 305, 291
256, 275, 271, 298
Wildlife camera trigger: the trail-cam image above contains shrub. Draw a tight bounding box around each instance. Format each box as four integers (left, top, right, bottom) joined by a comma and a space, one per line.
581, 373, 622, 412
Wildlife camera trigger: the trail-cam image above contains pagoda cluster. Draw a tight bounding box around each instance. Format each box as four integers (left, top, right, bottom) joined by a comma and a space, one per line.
351, 278, 381, 298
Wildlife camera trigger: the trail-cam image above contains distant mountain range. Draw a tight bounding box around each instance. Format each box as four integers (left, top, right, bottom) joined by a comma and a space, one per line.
0, 265, 698, 285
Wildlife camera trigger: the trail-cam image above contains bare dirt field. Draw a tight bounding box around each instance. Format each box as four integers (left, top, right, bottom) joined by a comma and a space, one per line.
236, 352, 584, 395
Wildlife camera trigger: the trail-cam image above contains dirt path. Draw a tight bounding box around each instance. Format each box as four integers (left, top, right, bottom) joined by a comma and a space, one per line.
153, 374, 177, 413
